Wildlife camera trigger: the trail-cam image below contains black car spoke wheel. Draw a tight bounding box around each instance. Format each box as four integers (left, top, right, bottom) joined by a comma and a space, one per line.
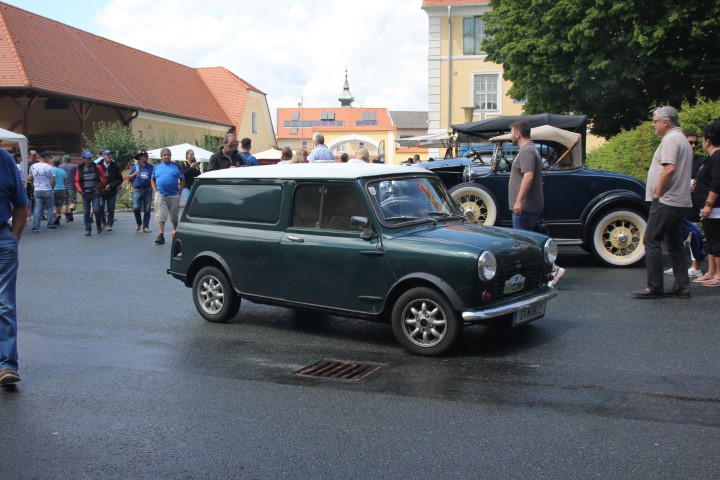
392, 287, 462, 356
192, 266, 241, 323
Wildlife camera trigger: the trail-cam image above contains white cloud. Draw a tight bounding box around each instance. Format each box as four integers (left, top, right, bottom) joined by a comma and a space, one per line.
94, 0, 429, 125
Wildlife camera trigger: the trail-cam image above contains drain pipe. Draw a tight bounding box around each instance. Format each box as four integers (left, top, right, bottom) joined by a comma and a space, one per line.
447, 5, 453, 131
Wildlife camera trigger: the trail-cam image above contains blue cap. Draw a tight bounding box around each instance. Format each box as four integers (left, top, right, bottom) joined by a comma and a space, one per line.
81, 150, 93, 158
101, 149, 111, 155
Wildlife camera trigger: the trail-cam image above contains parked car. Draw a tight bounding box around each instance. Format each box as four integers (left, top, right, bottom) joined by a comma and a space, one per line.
167, 164, 558, 356
421, 115, 648, 267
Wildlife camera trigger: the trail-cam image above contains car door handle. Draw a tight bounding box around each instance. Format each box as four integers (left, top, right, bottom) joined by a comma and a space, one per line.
287, 235, 304, 243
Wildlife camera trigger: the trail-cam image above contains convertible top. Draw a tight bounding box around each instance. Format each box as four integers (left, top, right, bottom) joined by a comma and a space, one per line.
452, 113, 588, 158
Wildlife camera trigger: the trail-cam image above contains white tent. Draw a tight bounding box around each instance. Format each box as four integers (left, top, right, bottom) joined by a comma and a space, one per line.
253, 148, 284, 161
146, 143, 215, 164
0, 128, 28, 174
396, 131, 452, 148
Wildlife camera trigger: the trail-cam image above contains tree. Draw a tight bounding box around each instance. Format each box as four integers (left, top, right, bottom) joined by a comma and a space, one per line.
84, 121, 145, 171
483, 0, 720, 138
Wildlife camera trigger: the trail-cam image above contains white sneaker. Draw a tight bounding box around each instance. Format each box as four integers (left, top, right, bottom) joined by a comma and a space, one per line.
688, 267, 703, 278
664, 267, 674, 275
549, 265, 566, 287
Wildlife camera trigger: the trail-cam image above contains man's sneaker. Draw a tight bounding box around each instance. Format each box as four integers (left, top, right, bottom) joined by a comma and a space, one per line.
155, 234, 165, 245
67, 212, 74, 222
0, 369, 20, 385
664, 267, 674, 275
47, 225, 59, 230
549, 265, 566, 287
97, 226, 103, 234
31, 227, 39, 232
84, 230, 91, 236
106, 225, 113, 231
54, 215, 61, 226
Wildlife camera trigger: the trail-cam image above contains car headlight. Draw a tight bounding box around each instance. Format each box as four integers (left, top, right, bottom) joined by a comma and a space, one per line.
544, 238, 558, 265
477, 251, 497, 281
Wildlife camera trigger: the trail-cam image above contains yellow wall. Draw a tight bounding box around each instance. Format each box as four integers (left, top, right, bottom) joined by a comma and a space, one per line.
131, 115, 227, 148
238, 92, 276, 152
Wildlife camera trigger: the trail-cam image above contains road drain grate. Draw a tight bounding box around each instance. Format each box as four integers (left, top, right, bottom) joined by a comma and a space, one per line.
295, 359, 383, 381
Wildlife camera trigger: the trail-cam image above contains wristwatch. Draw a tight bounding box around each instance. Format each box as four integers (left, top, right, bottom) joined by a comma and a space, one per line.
705, 200, 713, 207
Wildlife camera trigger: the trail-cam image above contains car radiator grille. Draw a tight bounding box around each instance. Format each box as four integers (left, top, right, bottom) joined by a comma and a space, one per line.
488, 264, 545, 300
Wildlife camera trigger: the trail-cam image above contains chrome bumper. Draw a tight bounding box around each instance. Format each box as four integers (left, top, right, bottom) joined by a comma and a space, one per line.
461, 287, 558, 322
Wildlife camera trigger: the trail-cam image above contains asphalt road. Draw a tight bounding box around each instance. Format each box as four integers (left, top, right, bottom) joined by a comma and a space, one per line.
2, 212, 719, 479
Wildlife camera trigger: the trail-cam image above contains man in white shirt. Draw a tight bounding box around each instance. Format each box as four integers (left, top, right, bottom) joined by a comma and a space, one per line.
27, 152, 56, 232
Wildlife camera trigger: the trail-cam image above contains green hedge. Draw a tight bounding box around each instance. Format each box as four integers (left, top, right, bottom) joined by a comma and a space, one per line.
586, 98, 720, 180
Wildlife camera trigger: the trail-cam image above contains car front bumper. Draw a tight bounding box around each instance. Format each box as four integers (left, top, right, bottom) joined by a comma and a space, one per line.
461, 287, 558, 322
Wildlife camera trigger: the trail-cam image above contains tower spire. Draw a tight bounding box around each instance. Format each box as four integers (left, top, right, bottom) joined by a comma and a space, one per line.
338, 69, 354, 107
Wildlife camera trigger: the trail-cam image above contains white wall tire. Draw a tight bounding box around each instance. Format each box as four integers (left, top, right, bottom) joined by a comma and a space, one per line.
590, 210, 646, 267
450, 183, 498, 225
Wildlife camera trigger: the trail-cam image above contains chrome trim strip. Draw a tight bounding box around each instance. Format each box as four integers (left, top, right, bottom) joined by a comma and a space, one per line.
461, 288, 558, 321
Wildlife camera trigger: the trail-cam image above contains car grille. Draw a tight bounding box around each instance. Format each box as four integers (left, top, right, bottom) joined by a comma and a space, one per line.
488, 263, 545, 300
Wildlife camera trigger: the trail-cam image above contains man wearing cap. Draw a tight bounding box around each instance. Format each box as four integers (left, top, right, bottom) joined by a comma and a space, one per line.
0, 148, 29, 385
51, 157, 67, 226
127, 149, 154, 233
151, 148, 184, 245
27, 152, 56, 232
98, 150, 123, 231
75, 150, 107, 236
59, 154, 78, 222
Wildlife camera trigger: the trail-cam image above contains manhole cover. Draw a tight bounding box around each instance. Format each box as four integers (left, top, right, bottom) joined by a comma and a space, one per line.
295, 359, 383, 381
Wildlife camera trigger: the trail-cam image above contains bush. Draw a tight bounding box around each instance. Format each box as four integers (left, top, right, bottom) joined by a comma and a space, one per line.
587, 98, 720, 179
84, 121, 146, 172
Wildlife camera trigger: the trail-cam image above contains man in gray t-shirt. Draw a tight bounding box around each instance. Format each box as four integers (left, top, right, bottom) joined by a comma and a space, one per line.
508, 121, 544, 229
632, 106, 694, 299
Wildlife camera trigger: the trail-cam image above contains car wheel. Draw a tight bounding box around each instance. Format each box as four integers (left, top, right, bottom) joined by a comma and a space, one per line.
450, 183, 498, 225
391, 287, 463, 356
590, 209, 647, 267
192, 266, 241, 323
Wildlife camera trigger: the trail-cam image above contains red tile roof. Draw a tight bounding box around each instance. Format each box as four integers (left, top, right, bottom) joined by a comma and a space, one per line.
0, 2, 238, 126
421, 0, 489, 7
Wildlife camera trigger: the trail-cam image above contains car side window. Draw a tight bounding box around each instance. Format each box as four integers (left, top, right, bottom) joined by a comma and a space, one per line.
291, 184, 368, 231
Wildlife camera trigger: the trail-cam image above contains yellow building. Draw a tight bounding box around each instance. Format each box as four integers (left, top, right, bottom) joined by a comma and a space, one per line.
421, 1, 526, 156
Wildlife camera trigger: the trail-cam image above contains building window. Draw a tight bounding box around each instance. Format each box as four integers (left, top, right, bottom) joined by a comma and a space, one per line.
362, 112, 376, 122
336, 143, 347, 153
290, 127, 298, 135
473, 73, 499, 111
284, 140, 292, 148
463, 17, 485, 55
321, 112, 335, 121
301, 140, 308, 149
292, 112, 299, 121
252, 112, 258, 134
358, 141, 365, 149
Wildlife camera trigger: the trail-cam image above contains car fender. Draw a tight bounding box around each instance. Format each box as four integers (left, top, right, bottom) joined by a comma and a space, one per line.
186, 251, 237, 291
385, 272, 467, 313
581, 190, 649, 239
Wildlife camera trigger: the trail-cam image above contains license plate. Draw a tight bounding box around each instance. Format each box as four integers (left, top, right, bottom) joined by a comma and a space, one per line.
512, 302, 546, 327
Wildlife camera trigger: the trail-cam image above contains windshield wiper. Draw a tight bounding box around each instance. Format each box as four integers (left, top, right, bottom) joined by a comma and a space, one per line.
385, 215, 437, 226
427, 211, 464, 221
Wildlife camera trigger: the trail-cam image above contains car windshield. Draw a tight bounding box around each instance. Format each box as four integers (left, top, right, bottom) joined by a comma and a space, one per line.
367, 176, 463, 226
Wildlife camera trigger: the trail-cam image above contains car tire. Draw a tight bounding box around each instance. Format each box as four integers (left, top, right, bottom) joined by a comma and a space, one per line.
391, 287, 463, 356
192, 266, 241, 323
450, 183, 498, 225
590, 209, 647, 267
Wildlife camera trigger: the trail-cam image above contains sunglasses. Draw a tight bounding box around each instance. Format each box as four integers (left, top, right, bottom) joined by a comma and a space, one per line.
688, 141, 698, 146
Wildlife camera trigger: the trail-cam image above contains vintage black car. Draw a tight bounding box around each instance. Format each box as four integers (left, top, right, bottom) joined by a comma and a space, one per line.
421, 114, 648, 267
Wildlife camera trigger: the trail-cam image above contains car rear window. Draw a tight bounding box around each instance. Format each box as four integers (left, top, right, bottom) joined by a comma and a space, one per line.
187, 184, 282, 223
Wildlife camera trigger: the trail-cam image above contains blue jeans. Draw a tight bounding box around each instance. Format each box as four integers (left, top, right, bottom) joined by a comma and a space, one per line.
132, 188, 153, 229
0, 226, 19, 371
512, 211, 542, 231
99, 194, 117, 227
32, 189, 54, 230
82, 192, 103, 231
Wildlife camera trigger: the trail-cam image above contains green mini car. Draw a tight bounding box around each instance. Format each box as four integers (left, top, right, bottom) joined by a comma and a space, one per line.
167, 163, 558, 356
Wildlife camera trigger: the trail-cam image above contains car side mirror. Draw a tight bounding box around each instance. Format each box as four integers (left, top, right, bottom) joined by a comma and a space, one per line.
351, 216, 372, 240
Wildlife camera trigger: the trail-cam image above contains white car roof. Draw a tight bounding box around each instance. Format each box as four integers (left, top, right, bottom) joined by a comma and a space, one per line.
199, 163, 425, 180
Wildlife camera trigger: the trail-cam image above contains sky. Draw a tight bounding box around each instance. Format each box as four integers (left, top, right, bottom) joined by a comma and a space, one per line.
6, 0, 430, 123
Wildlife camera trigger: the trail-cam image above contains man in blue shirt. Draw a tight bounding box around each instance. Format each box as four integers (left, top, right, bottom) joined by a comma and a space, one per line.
127, 149, 154, 233
151, 148, 184, 245
307, 135, 335, 162
239, 137, 258, 166
0, 148, 29, 385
